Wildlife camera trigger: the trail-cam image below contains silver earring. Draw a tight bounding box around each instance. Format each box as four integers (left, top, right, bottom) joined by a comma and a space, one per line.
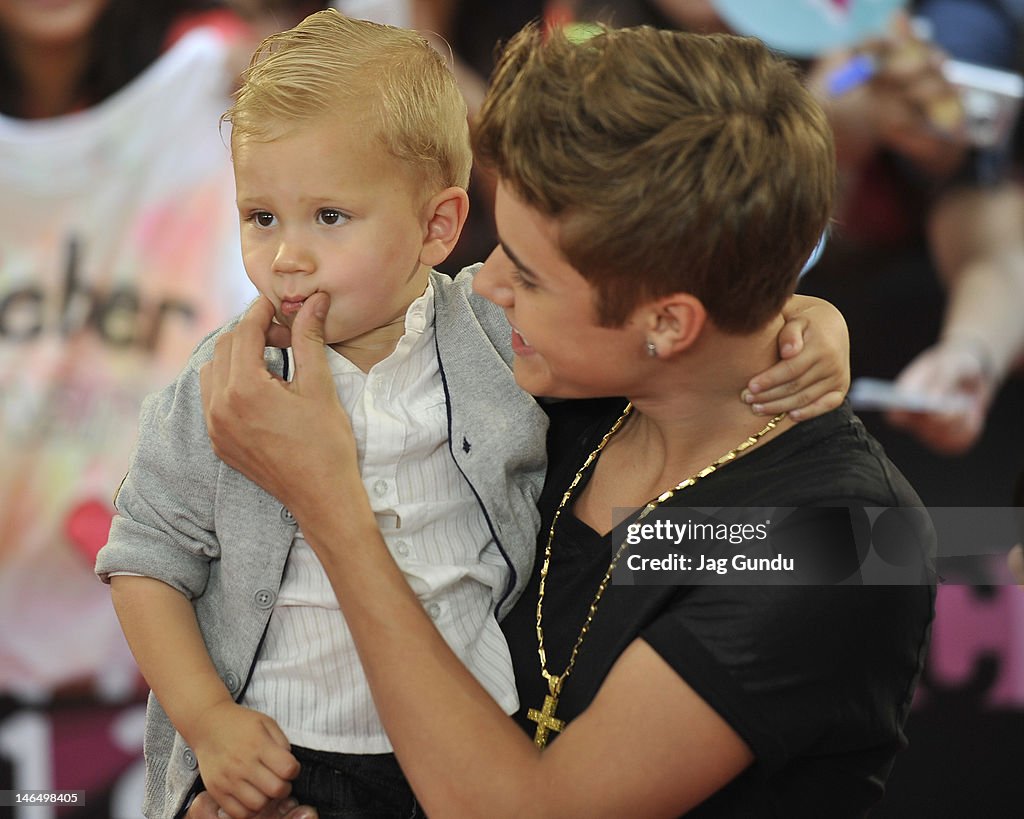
646, 340, 658, 358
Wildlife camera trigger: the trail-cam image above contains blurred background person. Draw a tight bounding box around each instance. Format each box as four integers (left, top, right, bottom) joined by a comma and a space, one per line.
797, 2, 1024, 458
0, 0, 255, 702
885, 181, 1024, 455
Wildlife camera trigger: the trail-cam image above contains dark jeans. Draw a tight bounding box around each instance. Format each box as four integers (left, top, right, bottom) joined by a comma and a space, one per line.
290, 745, 424, 819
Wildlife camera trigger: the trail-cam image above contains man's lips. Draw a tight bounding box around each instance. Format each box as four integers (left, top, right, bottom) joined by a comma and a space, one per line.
511, 326, 534, 355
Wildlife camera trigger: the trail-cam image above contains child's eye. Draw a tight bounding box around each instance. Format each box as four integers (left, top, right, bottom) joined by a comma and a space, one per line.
249, 211, 276, 228
317, 209, 348, 226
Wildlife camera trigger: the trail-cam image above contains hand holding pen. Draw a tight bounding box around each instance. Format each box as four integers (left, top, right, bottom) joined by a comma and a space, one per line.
809, 11, 967, 178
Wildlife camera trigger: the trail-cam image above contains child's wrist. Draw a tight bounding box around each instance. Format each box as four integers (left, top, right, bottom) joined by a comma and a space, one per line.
178, 693, 236, 747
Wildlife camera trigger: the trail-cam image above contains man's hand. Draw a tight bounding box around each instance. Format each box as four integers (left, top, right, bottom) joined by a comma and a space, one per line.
200, 294, 356, 517
190, 701, 299, 819
186, 791, 318, 819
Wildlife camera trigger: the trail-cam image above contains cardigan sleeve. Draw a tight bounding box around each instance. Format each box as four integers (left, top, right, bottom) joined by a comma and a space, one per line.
95, 336, 224, 598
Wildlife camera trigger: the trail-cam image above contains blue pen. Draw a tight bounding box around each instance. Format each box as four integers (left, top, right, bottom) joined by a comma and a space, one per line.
826, 52, 878, 96
825, 16, 934, 97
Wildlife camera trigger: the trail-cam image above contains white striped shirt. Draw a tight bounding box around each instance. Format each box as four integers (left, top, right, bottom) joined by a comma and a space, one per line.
241, 283, 518, 752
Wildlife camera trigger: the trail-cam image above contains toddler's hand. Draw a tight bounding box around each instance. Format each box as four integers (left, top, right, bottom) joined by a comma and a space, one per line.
743, 295, 849, 421
192, 701, 299, 819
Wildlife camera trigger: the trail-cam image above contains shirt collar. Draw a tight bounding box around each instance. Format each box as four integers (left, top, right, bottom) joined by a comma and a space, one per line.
322, 280, 435, 377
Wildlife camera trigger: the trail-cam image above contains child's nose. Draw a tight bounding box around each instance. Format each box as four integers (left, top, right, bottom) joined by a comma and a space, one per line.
272, 237, 314, 275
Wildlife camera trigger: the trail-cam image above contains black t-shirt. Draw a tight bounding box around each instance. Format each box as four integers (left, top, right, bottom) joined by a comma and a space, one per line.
501, 400, 935, 817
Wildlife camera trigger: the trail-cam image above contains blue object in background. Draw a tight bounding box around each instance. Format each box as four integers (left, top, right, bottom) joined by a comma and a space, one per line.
712, 0, 908, 57
826, 52, 879, 95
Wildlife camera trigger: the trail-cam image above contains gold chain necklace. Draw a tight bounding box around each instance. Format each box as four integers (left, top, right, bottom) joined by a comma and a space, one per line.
527, 403, 785, 748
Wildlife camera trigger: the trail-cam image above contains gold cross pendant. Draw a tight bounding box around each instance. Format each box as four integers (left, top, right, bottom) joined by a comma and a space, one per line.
527, 694, 566, 748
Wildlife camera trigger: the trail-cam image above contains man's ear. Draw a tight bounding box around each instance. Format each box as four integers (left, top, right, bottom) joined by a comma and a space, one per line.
644, 293, 707, 357
420, 186, 470, 268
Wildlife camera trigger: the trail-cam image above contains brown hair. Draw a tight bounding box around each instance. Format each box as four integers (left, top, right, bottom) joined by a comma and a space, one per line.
473, 24, 835, 332
224, 8, 471, 190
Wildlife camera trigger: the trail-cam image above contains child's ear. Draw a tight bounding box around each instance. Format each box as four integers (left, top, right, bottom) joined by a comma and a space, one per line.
420, 186, 470, 268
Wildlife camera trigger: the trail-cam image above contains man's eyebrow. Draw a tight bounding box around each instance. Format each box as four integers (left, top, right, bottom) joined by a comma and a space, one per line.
499, 239, 537, 279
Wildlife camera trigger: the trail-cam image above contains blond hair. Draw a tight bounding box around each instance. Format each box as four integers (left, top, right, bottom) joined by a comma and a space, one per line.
473, 24, 835, 333
224, 9, 471, 190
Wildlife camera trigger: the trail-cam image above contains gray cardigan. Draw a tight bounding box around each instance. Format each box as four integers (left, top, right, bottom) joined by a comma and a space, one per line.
96, 267, 549, 818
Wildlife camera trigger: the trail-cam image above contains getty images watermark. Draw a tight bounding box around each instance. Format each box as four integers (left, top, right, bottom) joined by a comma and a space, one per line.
610, 506, 1024, 585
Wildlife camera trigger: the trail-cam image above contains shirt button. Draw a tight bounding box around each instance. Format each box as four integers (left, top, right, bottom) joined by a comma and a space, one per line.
395, 540, 411, 558
183, 748, 198, 770
427, 602, 442, 620
223, 671, 241, 693
280, 506, 296, 525
372, 480, 389, 497
254, 589, 276, 609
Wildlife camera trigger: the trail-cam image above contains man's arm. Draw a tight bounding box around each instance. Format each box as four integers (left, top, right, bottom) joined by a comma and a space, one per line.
110, 575, 298, 819
267, 482, 753, 817
201, 297, 754, 817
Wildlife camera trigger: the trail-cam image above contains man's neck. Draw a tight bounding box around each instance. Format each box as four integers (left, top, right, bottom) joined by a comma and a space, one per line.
620, 315, 795, 489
